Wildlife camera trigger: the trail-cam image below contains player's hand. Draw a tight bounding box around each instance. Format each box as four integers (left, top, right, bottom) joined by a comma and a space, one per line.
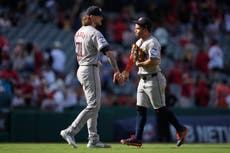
121, 70, 129, 81
135, 61, 142, 67
113, 72, 125, 85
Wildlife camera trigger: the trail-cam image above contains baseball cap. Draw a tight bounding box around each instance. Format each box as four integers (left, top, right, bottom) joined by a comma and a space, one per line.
133, 17, 152, 31
86, 6, 103, 17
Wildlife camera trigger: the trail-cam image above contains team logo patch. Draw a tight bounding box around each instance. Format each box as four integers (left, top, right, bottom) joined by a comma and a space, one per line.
98, 35, 107, 44
150, 48, 158, 57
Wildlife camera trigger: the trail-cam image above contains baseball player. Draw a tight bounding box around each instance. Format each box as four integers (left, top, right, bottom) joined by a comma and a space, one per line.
120, 17, 188, 147
60, 6, 123, 148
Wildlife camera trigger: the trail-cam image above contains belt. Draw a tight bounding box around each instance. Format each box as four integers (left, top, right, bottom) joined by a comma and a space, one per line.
80, 64, 98, 67
140, 73, 157, 80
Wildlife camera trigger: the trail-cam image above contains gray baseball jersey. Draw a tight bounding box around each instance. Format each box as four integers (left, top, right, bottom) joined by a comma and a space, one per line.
75, 25, 109, 65
136, 36, 166, 109
68, 25, 109, 142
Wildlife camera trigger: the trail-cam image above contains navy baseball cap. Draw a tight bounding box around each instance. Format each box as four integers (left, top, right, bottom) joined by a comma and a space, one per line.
133, 17, 152, 31
86, 6, 103, 17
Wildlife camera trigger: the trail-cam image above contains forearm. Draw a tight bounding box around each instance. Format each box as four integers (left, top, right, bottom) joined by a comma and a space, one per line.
136, 58, 160, 68
106, 51, 120, 73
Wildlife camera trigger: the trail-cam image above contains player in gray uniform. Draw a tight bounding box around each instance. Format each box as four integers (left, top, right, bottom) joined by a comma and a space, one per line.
60, 6, 123, 148
120, 17, 188, 147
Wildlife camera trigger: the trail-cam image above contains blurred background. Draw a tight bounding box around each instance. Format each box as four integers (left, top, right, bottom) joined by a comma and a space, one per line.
0, 0, 230, 143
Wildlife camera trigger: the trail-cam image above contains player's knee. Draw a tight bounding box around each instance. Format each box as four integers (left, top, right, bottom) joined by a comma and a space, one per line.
86, 104, 100, 112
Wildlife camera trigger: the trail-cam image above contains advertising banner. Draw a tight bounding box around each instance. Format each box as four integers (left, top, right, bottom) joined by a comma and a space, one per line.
114, 115, 230, 143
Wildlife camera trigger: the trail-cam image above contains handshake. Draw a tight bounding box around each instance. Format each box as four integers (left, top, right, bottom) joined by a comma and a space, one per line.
113, 71, 129, 85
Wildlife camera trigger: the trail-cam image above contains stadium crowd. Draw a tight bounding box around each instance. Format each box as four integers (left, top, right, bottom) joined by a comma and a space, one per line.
0, 0, 230, 112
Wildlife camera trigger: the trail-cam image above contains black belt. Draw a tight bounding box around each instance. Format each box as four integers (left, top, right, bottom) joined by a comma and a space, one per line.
80, 64, 98, 67
141, 73, 157, 80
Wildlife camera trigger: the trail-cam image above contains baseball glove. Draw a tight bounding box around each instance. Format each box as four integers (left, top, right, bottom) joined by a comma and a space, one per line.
131, 43, 146, 62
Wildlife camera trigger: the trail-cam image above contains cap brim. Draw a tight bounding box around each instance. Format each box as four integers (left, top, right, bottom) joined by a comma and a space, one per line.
132, 20, 143, 25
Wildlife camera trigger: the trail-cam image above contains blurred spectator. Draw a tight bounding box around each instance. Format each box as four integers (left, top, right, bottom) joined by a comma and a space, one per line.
122, 26, 135, 48
206, 10, 222, 39
24, 42, 36, 73
29, 74, 42, 106
179, 29, 194, 47
0, 62, 19, 85
63, 86, 77, 110
35, 77, 49, 108
1, 48, 11, 67
0, 62, 19, 100
76, 84, 86, 106
224, 8, 230, 34
0, 32, 10, 65
215, 79, 230, 108
160, 47, 174, 72
226, 95, 230, 108
57, 10, 73, 31
42, 63, 56, 85
0, 32, 10, 51
43, 47, 53, 66
154, 24, 169, 49
194, 79, 210, 107
194, 46, 210, 75
0, 71, 14, 96
106, 15, 116, 42
33, 42, 44, 74
208, 38, 223, 71
167, 61, 183, 103
0, 12, 12, 27
113, 15, 127, 44
17, 75, 34, 107
11, 85, 25, 109
12, 39, 26, 72
179, 72, 194, 108
50, 41, 66, 78
182, 43, 195, 72
41, 79, 65, 112
186, 0, 199, 17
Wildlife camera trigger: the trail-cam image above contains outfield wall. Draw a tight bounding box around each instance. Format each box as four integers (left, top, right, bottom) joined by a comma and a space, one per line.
0, 106, 230, 143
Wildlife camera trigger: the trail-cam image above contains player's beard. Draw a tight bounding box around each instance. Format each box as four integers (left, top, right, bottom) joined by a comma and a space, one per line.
96, 16, 103, 26
97, 21, 102, 26
91, 16, 103, 27
135, 32, 141, 39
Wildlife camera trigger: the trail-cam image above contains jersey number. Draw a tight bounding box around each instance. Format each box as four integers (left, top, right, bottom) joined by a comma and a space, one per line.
76, 42, 82, 56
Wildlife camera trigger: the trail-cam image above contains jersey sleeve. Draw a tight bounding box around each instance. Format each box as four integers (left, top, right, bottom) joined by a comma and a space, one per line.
100, 46, 110, 55
94, 31, 109, 51
148, 42, 161, 60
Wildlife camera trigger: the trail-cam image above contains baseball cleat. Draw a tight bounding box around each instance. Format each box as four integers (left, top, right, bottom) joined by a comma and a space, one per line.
176, 127, 188, 147
60, 130, 77, 148
87, 141, 111, 148
120, 137, 142, 147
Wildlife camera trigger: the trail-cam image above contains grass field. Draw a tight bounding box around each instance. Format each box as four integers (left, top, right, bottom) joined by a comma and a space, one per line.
0, 143, 229, 153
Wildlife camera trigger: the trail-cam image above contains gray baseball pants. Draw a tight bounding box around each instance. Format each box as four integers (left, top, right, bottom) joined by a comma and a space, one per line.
67, 65, 101, 142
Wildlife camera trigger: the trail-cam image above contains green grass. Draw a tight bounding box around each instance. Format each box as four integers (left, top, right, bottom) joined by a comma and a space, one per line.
0, 143, 229, 153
